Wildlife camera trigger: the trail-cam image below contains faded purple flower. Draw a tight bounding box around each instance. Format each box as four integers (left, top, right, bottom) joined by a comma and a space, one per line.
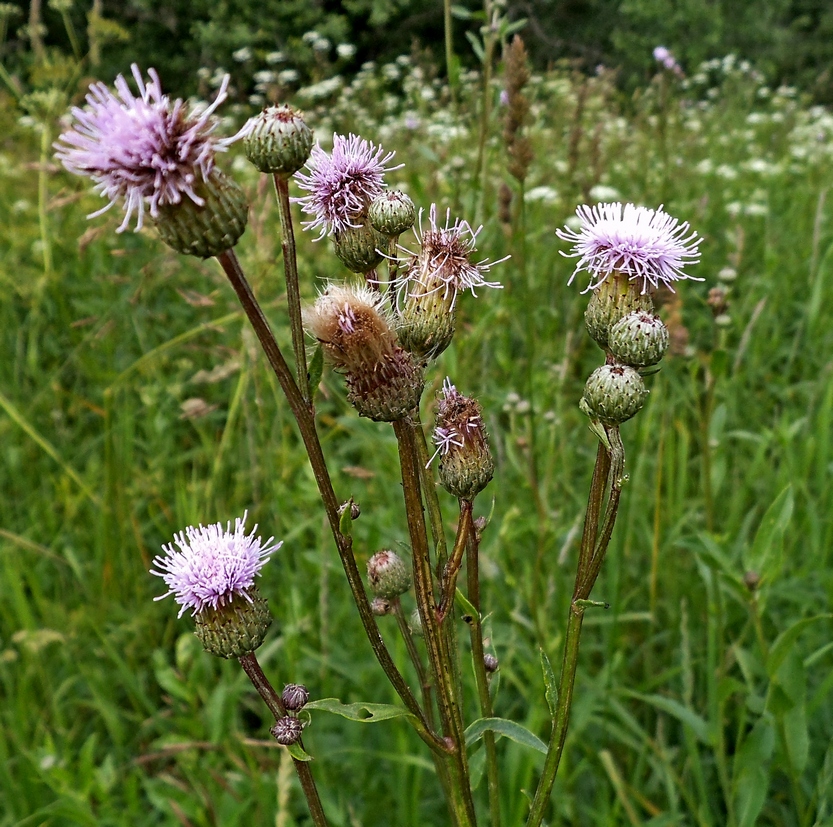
427, 378, 482, 466
403, 204, 506, 309
151, 512, 280, 618
294, 133, 401, 237
557, 202, 702, 292
55, 64, 241, 232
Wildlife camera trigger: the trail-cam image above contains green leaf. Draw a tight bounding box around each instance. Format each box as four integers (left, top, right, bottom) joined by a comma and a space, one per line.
287, 742, 312, 762
735, 766, 769, 827
307, 344, 323, 397
455, 588, 478, 623
450, 4, 474, 19
338, 500, 353, 538
540, 649, 558, 719
465, 31, 485, 63
743, 485, 793, 583
622, 690, 714, 745
766, 614, 833, 677
464, 717, 547, 754
304, 698, 416, 725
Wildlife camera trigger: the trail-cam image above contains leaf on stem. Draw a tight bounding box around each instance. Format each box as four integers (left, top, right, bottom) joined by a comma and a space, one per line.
464, 717, 547, 754
540, 649, 558, 719
305, 697, 417, 725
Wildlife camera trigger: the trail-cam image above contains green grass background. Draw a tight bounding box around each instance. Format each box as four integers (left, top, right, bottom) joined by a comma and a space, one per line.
1, 56, 833, 826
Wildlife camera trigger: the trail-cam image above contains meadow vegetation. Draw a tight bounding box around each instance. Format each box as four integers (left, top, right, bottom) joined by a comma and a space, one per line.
1, 39, 833, 827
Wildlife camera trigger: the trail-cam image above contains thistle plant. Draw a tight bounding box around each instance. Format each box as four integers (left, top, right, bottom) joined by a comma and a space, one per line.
56, 64, 703, 826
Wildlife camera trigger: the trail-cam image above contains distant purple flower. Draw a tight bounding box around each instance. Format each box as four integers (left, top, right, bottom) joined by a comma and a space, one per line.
653, 46, 671, 63
653, 46, 683, 76
557, 202, 702, 292
151, 512, 280, 618
55, 64, 241, 232
294, 133, 401, 237
404, 204, 506, 309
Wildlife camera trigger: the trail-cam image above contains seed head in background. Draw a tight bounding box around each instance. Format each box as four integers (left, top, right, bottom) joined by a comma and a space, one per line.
55, 64, 244, 234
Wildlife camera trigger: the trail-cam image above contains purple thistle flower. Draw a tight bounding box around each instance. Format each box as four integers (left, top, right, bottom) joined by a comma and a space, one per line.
556, 202, 702, 293
403, 204, 506, 309
54, 64, 242, 233
150, 512, 280, 618
293, 133, 401, 237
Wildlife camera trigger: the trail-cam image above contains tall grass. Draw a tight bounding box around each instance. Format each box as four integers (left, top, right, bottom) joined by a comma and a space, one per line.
1, 55, 832, 825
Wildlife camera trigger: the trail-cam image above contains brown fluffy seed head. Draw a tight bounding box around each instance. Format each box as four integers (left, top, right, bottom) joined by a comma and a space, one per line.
608, 311, 669, 367
433, 379, 494, 501
193, 585, 271, 658
271, 716, 303, 746
580, 363, 648, 424
281, 683, 310, 712
367, 550, 411, 599
243, 105, 313, 177
303, 283, 424, 421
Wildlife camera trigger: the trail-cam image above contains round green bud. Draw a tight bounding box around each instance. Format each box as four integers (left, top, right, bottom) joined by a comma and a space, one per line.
369, 190, 416, 236
397, 292, 456, 361
154, 170, 248, 258
585, 275, 653, 348
581, 364, 647, 424
367, 550, 411, 599
243, 105, 313, 177
333, 222, 387, 273
194, 585, 272, 658
608, 311, 669, 367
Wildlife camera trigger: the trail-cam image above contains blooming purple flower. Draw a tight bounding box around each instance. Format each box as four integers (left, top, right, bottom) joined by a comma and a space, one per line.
55, 64, 241, 232
556, 202, 702, 292
653, 46, 671, 63
151, 512, 281, 618
403, 204, 506, 309
294, 133, 401, 237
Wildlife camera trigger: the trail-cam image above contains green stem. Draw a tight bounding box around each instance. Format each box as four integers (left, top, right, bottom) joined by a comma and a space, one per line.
393, 418, 477, 827
215, 250, 444, 756
272, 175, 310, 406
443, 0, 457, 103
412, 411, 450, 571
438, 500, 473, 621
238, 653, 329, 827
466, 517, 501, 827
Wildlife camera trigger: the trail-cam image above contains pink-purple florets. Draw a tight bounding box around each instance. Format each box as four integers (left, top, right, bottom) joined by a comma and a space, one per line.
150, 512, 280, 618
293, 133, 400, 237
54, 64, 239, 232
557, 202, 702, 292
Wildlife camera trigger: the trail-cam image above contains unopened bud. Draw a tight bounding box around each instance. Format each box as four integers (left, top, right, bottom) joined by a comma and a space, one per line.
367, 550, 411, 599
194, 585, 271, 658
584, 273, 653, 349
154, 170, 248, 258
707, 286, 729, 317
333, 222, 386, 273
483, 653, 499, 673
608, 312, 669, 367
282, 683, 310, 712
743, 570, 760, 592
244, 105, 313, 178
271, 716, 303, 745
581, 364, 647, 424
371, 596, 392, 616
338, 500, 362, 520
369, 190, 415, 236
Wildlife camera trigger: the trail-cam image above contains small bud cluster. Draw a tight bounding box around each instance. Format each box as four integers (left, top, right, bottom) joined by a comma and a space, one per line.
367, 550, 411, 600
270, 683, 310, 746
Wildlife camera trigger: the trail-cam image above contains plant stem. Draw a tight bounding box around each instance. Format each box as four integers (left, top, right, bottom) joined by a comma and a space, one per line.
272, 174, 310, 406
238, 653, 329, 827
526, 427, 623, 826
393, 418, 478, 827
438, 500, 473, 620
215, 249, 444, 756
443, 0, 457, 103
412, 411, 450, 571
466, 517, 501, 827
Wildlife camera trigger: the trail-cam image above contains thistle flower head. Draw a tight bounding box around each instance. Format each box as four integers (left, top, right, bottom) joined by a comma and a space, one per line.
151, 512, 280, 618
294, 133, 401, 237
557, 202, 702, 293
55, 64, 242, 232
403, 204, 505, 310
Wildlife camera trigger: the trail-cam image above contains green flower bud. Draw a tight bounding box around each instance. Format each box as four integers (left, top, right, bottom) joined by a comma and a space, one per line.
194, 585, 271, 658
154, 170, 248, 258
333, 222, 386, 273
367, 550, 411, 599
608, 311, 669, 367
584, 273, 653, 349
369, 190, 415, 236
397, 289, 456, 361
581, 364, 647, 424
243, 105, 313, 177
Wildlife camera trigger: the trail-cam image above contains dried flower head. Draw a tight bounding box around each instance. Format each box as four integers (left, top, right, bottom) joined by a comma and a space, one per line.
151, 512, 280, 618
557, 202, 702, 293
55, 64, 242, 232
294, 133, 401, 237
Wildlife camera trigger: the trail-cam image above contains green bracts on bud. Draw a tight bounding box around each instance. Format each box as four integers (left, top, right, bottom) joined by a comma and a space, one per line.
608, 311, 669, 367
333, 223, 387, 273
347, 348, 424, 421
585, 273, 653, 348
155, 171, 248, 258
244, 105, 313, 178
369, 190, 415, 236
581, 364, 647, 424
397, 291, 456, 361
367, 550, 411, 599
194, 586, 272, 658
